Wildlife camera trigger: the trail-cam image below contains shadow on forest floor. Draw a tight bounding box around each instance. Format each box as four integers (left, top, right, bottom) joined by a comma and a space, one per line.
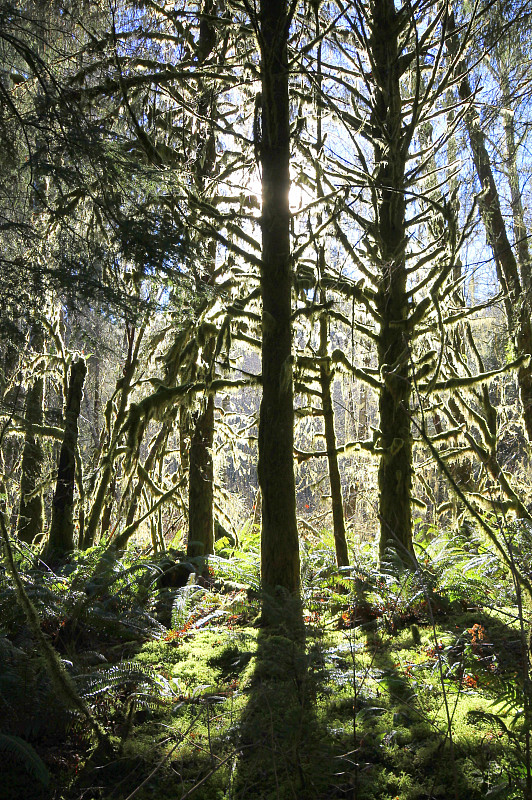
1, 548, 528, 800
232, 603, 336, 800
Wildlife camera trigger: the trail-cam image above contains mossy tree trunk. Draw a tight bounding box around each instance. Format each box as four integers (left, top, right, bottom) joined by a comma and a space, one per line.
463, 91, 532, 440
314, 12, 348, 569
17, 8, 48, 545
319, 291, 349, 568
1, 343, 20, 523
187, 395, 215, 559
18, 324, 45, 545
84, 323, 143, 548
258, 0, 300, 602
46, 358, 86, 560
448, 14, 532, 442
186, 0, 219, 563
370, 0, 414, 563
501, 100, 531, 292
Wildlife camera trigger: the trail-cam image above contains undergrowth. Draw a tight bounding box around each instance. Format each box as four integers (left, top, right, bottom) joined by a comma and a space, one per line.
1, 523, 531, 800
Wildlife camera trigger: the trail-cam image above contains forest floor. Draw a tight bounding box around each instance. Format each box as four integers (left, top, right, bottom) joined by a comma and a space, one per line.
1, 541, 530, 800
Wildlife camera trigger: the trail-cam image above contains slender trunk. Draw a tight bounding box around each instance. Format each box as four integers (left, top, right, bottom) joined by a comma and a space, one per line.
92, 351, 101, 451
179, 405, 190, 508
258, 0, 300, 600
314, 10, 348, 569
100, 473, 116, 538
448, 15, 532, 441
84, 324, 143, 547
319, 292, 349, 568
502, 106, 531, 289
187, 384, 215, 562
18, 325, 45, 545
0, 344, 20, 522
371, 0, 413, 562
77, 460, 86, 550
498, 58, 532, 294
185, 0, 219, 563
358, 371, 369, 441
46, 358, 86, 560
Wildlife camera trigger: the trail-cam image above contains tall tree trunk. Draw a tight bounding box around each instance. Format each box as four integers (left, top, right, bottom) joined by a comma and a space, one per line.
314, 9, 348, 569
319, 292, 349, 568
185, 0, 219, 563
17, 4, 49, 545
496, 43, 532, 295
258, 0, 300, 601
18, 325, 45, 545
502, 104, 532, 291
46, 358, 86, 560
358, 366, 369, 441
100, 473, 116, 538
187, 395, 215, 558
448, 14, 532, 441
371, 0, 414, 563
1, 343, 21, 524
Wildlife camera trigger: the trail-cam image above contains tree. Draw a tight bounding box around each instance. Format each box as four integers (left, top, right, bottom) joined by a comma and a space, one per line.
186, 0, 222, 563
17, 325, 45, 545
256, 0, 300, 604
302, 0, 495, 563
447, 7, 532, 443
45, 358, 86, 561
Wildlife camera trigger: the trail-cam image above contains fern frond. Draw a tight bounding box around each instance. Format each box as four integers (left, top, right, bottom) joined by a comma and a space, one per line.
487, 674, 527, 726
0, 733, 50, 787
171, 585, 206, 630
208, 553, 260, 592
76, 660, 173, 702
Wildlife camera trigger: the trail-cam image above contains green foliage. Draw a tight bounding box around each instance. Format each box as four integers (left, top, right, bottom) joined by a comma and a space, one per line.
170, 583, 210, 630
208, 552, 261, 594
0, 734, 50, 788
76, 661, 175, 710
1, 510, 531, 800
0, 545, 169, 645
417, 524, 514, 607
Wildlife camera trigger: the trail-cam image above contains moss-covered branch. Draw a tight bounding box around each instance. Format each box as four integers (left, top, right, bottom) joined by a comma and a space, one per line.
0, 511, 112, 752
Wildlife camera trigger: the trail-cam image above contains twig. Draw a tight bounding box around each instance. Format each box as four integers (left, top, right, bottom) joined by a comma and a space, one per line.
179, 751, 238, 800
122, 705, 205, 800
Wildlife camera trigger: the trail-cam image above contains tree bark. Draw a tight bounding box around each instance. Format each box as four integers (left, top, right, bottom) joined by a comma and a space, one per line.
319, 293, 349, 568
258, 0, 300, 602
314, 9, 348, 569
185, 0, 219, 564
502, 105, 532, 291
448, 14, 532, 442
46, 358, 86, 559
370, 0, 414, 563
18, 324, 45, 545
187, 394, 215, 559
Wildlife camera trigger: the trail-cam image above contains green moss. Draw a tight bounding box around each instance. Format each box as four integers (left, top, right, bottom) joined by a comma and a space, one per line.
3, 544, 528, 800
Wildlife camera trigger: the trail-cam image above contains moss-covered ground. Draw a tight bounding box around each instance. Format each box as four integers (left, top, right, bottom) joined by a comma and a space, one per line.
2, 545, 530, 800
108, 607, 524, 800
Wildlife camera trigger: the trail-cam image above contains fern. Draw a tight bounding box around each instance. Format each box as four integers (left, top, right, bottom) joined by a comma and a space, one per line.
485, 672, 529, 726
171, 584, 206, 630
1, 513, 112, 751
208, 553, 260, 592
0, 733, 50, 787
76, 660, 174, 706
